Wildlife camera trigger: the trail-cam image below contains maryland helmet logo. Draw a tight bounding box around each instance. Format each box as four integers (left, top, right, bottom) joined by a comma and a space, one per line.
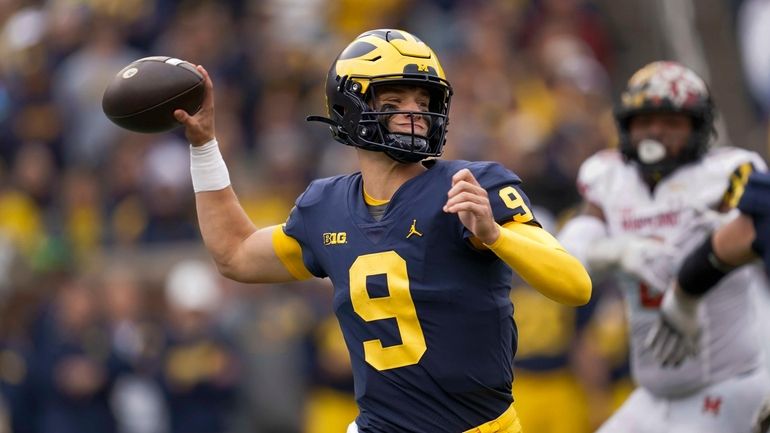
621, 61, 709, 112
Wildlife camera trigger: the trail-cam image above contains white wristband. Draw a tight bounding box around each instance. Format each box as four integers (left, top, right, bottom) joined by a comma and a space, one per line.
190, 138, 231, 192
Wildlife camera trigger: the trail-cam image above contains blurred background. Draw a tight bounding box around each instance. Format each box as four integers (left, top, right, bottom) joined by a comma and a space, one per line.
0, 0, 768, 432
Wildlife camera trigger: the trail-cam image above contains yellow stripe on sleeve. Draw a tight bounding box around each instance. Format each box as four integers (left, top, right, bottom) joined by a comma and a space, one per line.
271, 224, 313, 280
721, 162, 755, 209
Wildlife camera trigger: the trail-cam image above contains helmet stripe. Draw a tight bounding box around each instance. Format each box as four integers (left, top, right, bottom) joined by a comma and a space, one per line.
339, 41, 378, 60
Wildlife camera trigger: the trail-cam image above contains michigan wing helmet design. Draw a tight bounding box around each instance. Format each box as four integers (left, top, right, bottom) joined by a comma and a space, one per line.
615, 61, 715, 180
308, 29, 453, 163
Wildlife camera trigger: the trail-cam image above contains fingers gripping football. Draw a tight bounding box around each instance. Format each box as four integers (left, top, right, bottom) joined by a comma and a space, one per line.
444, 169, 500, 245
174, 65, 216, 146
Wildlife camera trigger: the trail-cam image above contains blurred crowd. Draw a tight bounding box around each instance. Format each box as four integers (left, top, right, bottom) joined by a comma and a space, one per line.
0, 0, 768, 432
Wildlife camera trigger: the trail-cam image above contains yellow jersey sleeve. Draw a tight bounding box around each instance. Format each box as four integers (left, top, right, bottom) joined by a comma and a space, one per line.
484, 221, 592, 306
271, 224, 313, 280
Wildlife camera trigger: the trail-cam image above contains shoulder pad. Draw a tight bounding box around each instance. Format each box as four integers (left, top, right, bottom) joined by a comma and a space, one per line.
703, 147, 767, 170
445, 160, 522, 188
294, 175, 352, 209
577, 150, 624, 201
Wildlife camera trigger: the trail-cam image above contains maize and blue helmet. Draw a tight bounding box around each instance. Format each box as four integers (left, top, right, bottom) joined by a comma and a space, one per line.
309, 29, 453, 163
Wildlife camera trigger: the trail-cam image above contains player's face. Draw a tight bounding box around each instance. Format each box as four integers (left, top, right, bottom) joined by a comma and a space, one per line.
628, 112, 693, 158
372, 85, 431, 137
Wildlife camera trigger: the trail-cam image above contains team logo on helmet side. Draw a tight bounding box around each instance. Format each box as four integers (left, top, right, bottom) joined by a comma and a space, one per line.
622, 61, 709, 113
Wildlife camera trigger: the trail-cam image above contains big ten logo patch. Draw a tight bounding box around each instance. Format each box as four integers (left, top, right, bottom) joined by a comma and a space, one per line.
323, 232, 347, 245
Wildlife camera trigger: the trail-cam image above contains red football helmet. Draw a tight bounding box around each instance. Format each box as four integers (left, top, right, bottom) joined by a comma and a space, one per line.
615, 61, 715, 179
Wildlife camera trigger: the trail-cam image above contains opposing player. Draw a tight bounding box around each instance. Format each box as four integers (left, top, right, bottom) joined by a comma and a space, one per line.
647, 172, 770, 364
174, 29, 591, 432
558, 61, 770, 433
645, 171, 770, 433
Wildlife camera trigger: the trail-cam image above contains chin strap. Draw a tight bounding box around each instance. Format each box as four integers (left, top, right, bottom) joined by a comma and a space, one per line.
307, 115, 352, 146
306, 115, 339, 127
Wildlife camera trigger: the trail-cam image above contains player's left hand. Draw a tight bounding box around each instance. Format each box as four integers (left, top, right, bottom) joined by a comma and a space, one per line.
444, 169, 499, 245
644, 286, 702, 367
587, 235, 677, 293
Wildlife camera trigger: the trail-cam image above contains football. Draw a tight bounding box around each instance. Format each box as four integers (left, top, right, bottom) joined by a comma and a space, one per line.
102, 56, 204, 133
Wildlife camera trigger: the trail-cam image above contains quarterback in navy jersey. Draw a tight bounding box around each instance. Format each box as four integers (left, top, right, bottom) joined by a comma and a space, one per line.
285, 160, 535, 431
175, 29, 591, 433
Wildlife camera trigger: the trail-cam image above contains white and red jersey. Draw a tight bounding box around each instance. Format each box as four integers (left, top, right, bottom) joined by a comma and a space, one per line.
578, 147, 768, 397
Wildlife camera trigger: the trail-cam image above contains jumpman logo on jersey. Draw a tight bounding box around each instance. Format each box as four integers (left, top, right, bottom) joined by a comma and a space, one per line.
407, 219, 423, 239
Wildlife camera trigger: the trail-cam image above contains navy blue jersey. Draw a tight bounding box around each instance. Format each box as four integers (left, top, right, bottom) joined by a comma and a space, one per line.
284, 159, 536, 432
738, 171, 770, 273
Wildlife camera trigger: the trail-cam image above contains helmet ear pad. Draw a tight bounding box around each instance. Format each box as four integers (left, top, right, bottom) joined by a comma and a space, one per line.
325, 75, 367, 146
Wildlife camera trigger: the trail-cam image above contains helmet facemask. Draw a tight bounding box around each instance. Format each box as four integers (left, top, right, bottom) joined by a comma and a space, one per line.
618, 112, 713, 183
331, 74, 451, 163
356, 79, 450, 162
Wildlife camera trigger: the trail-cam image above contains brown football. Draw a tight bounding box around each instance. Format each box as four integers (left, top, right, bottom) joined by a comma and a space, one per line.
102, 56, 204, 133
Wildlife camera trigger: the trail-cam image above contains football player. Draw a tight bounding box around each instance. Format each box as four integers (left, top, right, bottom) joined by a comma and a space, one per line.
174, 29, 591, 432
646, 171, 770, 433
647, 172, 770, 364
558, 61, 770, 433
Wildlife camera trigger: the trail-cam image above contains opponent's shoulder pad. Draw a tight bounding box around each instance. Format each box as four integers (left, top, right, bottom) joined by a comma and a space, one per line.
702, 147, 768, 173
294, 174, 354, 209
576, 150, 624, 199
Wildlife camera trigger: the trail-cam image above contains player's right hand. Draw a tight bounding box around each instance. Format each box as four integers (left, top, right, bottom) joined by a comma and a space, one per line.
175, 65, 216, 146
444, 168, 500, 245
644, 286, 702, 367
